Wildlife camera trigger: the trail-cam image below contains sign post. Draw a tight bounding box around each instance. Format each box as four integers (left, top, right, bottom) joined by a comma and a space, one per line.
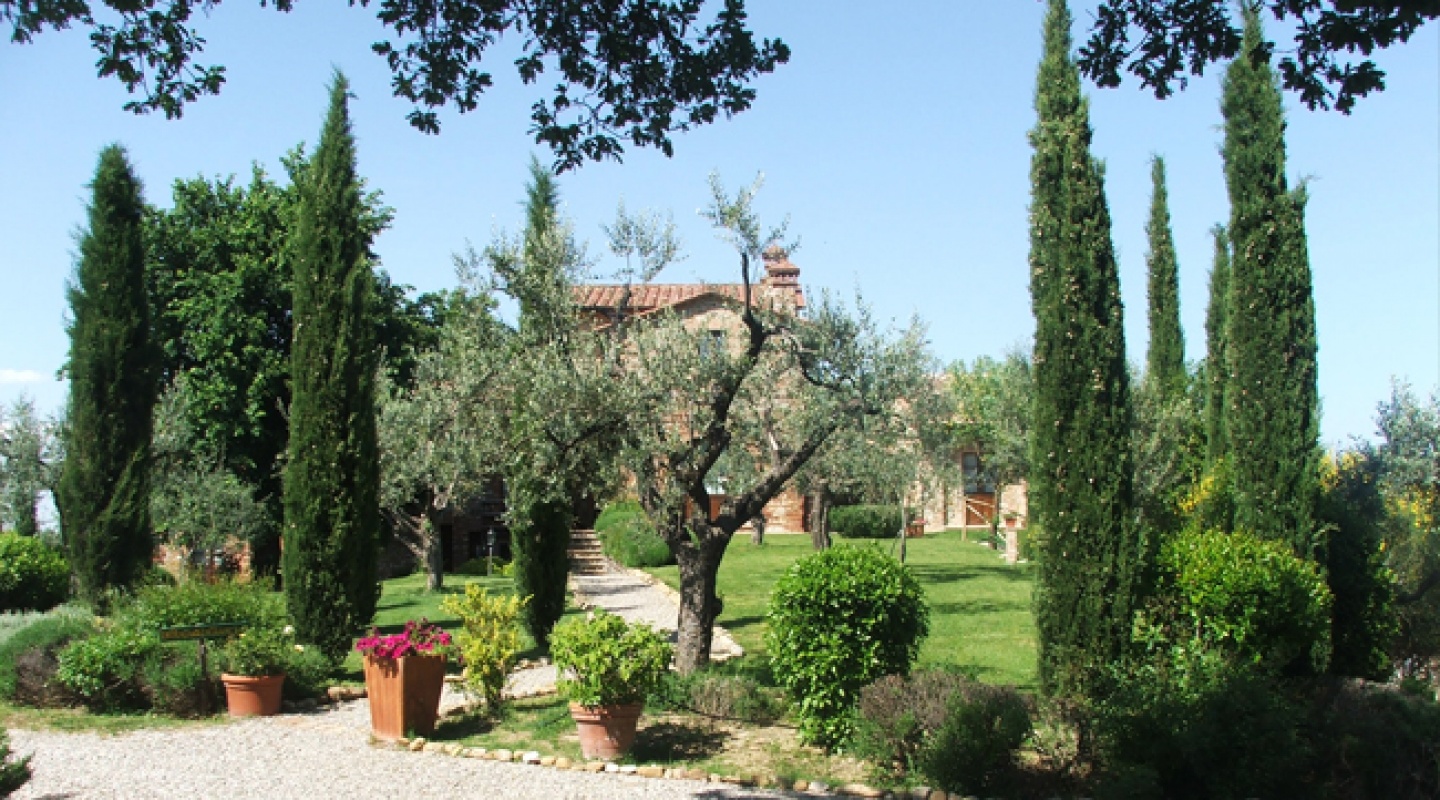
159, 622, 245, 715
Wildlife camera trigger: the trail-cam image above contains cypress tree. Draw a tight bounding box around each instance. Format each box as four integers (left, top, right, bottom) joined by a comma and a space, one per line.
57, 145, 158, 606
283, 72, 381, 659
509, 156, 575, 647
1220, 9, 1320, 559
1144, 156, 1185, 396
1203, 225, 1231, 465
1028, 0, 1141, 698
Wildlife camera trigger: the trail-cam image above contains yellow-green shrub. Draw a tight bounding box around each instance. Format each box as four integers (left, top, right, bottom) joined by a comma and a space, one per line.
440, 586, 527, 714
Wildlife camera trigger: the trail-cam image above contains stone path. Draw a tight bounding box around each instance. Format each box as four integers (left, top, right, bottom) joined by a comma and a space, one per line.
498, 553, 745, 702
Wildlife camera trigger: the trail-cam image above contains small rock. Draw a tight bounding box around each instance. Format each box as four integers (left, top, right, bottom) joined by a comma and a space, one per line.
682, 769, 709, 781
408, 738, 427, 752
793, 780, 810, 792
554, 757, 572, 770
618, 765, 637, 775
395, 737, 410, 748
445, 744, 465, 756
539, 756, 556, 767
838, 784, 884, 798
585, 762, 606, 773
723, 775, 754, 787
809, 781, 831, 793
422, 742, 446, 753
493, 749, 512, 762
469, 748, 487, 758
604, 763, 619, 773
521, 751, 541, 765
511, 751, 525, 762
327, 686, 366, 702
908, 789, 932, 800
637, 766, 664, 778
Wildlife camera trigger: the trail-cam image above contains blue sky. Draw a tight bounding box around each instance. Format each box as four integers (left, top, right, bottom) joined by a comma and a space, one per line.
1, 2, 1436, 447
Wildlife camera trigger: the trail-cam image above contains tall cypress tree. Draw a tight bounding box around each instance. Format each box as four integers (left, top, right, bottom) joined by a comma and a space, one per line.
1144, 156, 1185, 396
283, 72, 381, 659
508, 156, 575, 647
1203, 225, 1231, 465
1028, 0, 1141, 698
1220, 9, 1320, 559
58, 145, 158, 606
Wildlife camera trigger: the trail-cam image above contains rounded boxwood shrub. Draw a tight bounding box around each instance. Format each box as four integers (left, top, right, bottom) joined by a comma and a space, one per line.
766, 545, 929, 746
829, 505, 908, 539
0, 533, 70, 613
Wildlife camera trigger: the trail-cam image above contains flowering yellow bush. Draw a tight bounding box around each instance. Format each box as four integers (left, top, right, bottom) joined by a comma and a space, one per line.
440, 586, 528, 714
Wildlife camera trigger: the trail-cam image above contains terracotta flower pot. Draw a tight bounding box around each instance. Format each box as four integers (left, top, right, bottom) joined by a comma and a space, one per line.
363, 654, 446, 740
569, 702, 644, 760
220, 673, 285, 717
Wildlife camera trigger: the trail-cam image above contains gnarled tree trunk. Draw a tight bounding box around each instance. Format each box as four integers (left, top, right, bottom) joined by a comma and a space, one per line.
672, 525, 730, 673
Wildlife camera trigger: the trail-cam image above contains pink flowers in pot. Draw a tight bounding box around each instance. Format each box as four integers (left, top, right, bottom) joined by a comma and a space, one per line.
354, 618, 453, 660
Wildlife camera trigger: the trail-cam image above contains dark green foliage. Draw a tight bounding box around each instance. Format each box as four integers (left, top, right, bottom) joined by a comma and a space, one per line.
596, 501, 672, 568
283, 72, 382, 660
1309, 680, 1440, 800
1155, 528, 1332, 676
0, 727, 30, 797
829, 505, 908, 540
1094, 666, 1310, 800
1221, 10, 1321, 559
0, 612, 95, 703
1028, 0, 1142, 699
58, 144, 159, 606
1132, 374, 1205, 538
917, 682, 1032, 797
139, 645, 215, 717
1319, 451, 1399, 680
1203, 226, 1230, 466
0, 533, 69, 612
765, 546, 929, 746
510, 494, 571, 647
1144, 156, 1185, 396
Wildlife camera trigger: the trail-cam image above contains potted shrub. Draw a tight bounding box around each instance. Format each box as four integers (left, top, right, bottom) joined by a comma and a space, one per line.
549, 610, 671, 760
355, 619, 452, 740
218, 625, 298, 717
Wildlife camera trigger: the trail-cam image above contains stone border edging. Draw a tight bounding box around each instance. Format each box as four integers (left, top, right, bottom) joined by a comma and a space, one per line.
369, 733, 967, 800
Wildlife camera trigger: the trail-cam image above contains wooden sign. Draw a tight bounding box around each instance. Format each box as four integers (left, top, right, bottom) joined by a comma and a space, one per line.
158, 622, 245, 642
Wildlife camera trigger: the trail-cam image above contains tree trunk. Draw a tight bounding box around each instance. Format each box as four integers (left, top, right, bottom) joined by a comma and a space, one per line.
672, 528, 728, 674
750, 514, 765, 546
422, 515, 444, 592
807, 485, 831, 550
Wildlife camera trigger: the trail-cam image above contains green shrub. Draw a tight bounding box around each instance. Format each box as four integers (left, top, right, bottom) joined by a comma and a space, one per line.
852, 669, 974, 776
596, 501, 673, 568
0, 611, 95, 704
550, 610, 671, 707
0, 534, 70, 613
766, 545, 930, 746
454, 556, 510, 576
113, 578, 286, 633
829, 505, 909, 539
917, 681, 1032, 797
671, 671, 785, 724
55, 626, 161, 712
218, 625, 298, 677
1156, 528, 1333, 676
141, 644, 214, 717
281, 644, 338, 702
0, 727, 31, 797
440, 585, 527, 714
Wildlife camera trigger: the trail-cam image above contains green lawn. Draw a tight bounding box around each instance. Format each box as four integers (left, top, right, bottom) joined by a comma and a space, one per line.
644, 531, 1038, 688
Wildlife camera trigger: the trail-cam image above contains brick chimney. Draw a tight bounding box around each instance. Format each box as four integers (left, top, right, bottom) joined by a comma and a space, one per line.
761, 246, 804, 310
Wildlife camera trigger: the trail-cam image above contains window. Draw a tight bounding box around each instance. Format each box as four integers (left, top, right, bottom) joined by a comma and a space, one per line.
698, 329, 727, 360
962, 452, 996, 494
